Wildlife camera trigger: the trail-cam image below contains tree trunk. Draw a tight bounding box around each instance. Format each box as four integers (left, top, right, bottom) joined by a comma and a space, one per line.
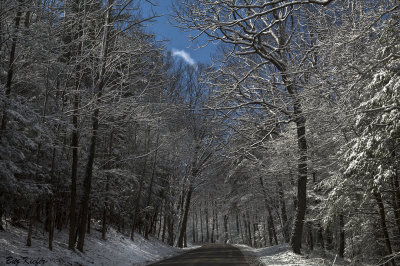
102, 174, 110, 240
200, 208, 204, 243
26, 204, 35, 247
239, 215, 244, 244
192, 213, 196, 243
0, 5, 22, 140
48, 199, 54, 251
211, 208, 215, 243
278, 181, 289, 243
339, 214, 345, 258
223, 215, 229, 244
289, 91, 308, 254
317, 223, 325, 249
215, 203, 219, 242
325, 226, 333, 250
391, 171, 400, 235
162, 213, 167, 242
131, 126, 150, 241
307, 221, 313, 251
177, 185, 193, 248
205, 206, 209, 242
76, 0, 113, 252
68, 22, 83, 252
167, 215, 174, 246
259, 176, 278, 245
144, 131, 160, 239
374, 191, 395, 266
0, 203, 4, 231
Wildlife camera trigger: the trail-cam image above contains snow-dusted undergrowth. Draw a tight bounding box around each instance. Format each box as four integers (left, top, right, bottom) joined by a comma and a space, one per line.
0, 224, 183, 265
237, 243, 350, 266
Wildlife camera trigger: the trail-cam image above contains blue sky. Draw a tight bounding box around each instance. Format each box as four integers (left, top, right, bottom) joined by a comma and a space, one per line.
141, 0, 216, 65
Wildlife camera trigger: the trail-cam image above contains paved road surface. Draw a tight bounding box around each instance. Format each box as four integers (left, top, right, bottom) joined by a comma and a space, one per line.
149, 244, 249, 266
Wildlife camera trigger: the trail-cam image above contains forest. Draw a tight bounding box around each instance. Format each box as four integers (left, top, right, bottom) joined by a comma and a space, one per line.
0, 0, 399, 265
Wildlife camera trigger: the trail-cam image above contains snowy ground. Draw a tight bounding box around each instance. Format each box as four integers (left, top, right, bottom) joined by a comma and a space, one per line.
0, 223, 185, 266
237, 244, 350, 266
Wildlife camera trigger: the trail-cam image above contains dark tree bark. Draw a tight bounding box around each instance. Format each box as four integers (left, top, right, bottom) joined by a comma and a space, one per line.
211, 207, 215, 243
215, 203, 219, 242
391, 167, 400, 235
76, 0, 113, 252
177, 185, 193, 248
236, 214, 240, 235
144, 131, 160, 239
68, 6, 84, 251
374, 191, 395, 266
278, 181, 289, 243
317, 223, 325, 249
259, 176, 278, 245
0, 3, 22, 140
87, 207, 91, 234
205, 206, 209, 242
223, 215, 229, 244
0, 203, 4, 231
192, 213, 196, 243
131, 126, 150, 241
239, 215, 244, 244
289, 90, 308, 254
26, 203, 35, 247
325, 225, 333, 250
200, 208, 204, 243
167, 215, 174, 246
48, 199, 54, 251
339, 214, 345, 258
102, 132, 113, 240
306, 222, 313, 251
162, 212, 167, 242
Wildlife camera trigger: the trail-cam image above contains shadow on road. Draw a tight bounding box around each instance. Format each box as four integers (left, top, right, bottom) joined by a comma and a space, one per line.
149, 244, 249, 266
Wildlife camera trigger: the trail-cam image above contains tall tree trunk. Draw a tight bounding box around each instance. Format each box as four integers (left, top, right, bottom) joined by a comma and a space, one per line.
87, 207, 91, 234
288, 87, 308, 254
0, 4, 22, 140
278, 181, 289, 243
211, 207, 215, 243
259, 176, 278, 245
325, 225, 333, 250
131, 126, 150, 240
0, 203, 4, 231
68, 4, 84, 250
215, 203, 219, 242
167, 215, 174, 246
339, 214, 345, 258
306, 221, 313, 251
144, 131, 160, 239
102, 131, 113, 240
177, 185, 193, 248
200, 207, 204, 243
239, 215, 244, 244
48, 199, 54, 250
192, 213, 196, 243
162, 212, 167, 242
223, 215, 229, 244
391, 164, 400, 235
205, 206, 209, 242
26, 203, 35, 247
374, 191, 395, 266
76, 0, 113, 252
236, 214, 240, 236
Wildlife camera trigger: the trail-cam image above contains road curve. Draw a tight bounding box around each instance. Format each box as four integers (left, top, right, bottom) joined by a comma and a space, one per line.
149, 244, 249, 266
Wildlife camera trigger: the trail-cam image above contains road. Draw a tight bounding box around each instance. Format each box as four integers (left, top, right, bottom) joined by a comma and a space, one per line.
149, 244, 249, 266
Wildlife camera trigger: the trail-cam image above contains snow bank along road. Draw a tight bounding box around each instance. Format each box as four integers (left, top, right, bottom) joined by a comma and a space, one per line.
149, 244, 249, 266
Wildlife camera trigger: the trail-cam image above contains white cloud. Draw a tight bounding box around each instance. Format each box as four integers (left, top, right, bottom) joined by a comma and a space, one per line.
171, 49, 196, 65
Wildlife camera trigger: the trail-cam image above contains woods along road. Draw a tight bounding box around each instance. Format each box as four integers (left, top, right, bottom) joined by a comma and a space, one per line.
149, 244, 250, 265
